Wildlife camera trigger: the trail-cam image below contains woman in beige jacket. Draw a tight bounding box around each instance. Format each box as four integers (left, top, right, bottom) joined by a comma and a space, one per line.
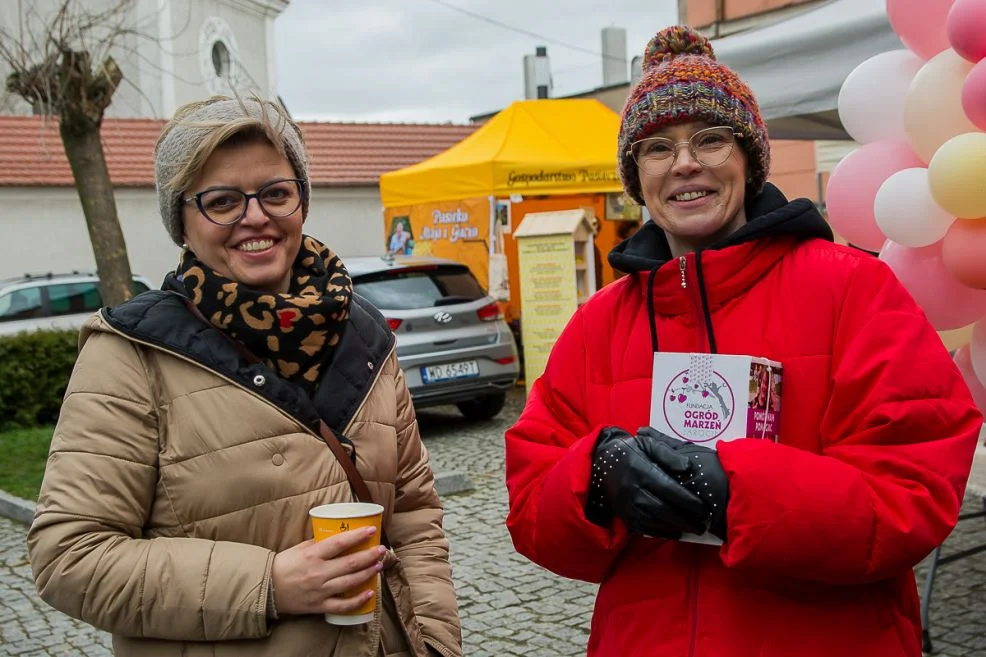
27, 97, 462, 657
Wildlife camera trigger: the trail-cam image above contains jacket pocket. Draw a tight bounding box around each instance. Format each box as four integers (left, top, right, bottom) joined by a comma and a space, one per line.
381, 549, 432, 657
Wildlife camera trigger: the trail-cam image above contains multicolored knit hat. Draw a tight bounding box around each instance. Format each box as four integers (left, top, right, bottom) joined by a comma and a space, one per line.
618, 26, 770, 206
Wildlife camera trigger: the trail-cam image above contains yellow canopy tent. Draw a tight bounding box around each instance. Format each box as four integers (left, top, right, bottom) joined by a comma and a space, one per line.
379, 99, 623, 207
378, 99, 634, 328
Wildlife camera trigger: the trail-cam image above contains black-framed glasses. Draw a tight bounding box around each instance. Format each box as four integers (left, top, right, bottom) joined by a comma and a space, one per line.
183, 178, 307, 226
629, 126, 743, 176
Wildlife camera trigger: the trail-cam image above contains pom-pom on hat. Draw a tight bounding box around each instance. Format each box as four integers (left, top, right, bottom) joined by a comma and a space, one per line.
618, 25, 770, 206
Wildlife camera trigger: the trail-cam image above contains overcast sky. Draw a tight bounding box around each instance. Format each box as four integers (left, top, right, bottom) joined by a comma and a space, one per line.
273, 0, 679, 124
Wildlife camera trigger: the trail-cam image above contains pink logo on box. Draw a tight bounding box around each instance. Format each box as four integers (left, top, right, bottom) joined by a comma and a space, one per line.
662, 365, 735, 443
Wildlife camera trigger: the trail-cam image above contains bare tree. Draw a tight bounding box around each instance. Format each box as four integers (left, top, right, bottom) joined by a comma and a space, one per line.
0, 0, 135, 305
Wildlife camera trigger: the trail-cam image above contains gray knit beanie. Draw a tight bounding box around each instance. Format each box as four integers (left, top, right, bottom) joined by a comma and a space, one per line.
155, 97, 310, 245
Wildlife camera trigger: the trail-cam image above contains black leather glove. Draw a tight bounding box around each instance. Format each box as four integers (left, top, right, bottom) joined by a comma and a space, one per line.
636, 427, 730, 542
585, 427, 709, 538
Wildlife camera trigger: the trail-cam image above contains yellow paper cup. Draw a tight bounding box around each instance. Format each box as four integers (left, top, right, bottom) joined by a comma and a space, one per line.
309, 502, 384, 625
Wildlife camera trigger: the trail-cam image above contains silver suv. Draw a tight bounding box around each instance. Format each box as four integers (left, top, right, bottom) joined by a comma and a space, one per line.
0, 272, 154, 336
347, 255, 519, 420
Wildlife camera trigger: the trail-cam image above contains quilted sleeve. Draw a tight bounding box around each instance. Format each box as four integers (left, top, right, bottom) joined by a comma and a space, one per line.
505, 308, 630, 584
27, 329, 275, 640
717, 256, 982, 583
386, 353, 462, 657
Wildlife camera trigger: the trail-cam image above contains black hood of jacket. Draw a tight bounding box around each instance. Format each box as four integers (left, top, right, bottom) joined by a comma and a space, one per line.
608, 183, 834, 274
101, 276, 394, 443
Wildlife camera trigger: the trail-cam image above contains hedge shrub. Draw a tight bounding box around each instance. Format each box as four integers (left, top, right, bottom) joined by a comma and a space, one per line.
0, 330, 79, 431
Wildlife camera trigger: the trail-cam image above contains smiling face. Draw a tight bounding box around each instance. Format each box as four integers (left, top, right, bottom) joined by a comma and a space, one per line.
637, 121, 749, 256
181, 136, 303, 293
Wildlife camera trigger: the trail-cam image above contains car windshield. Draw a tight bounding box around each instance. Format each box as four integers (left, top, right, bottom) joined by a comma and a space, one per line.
354, 265, 486, 310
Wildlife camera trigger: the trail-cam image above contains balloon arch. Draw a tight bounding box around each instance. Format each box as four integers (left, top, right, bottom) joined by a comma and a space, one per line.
826, 0, 986, 408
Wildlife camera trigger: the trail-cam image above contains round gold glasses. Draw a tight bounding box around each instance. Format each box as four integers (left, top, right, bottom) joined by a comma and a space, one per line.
629, 127, 743, 176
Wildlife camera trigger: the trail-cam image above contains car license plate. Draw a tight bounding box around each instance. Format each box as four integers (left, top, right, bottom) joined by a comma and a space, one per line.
421, 360, 480, 384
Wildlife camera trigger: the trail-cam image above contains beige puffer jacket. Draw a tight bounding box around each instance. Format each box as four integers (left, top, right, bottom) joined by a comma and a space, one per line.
27, 292, 461, 657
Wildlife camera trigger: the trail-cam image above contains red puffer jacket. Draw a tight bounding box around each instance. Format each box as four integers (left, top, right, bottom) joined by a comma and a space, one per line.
504, 185, 982, 657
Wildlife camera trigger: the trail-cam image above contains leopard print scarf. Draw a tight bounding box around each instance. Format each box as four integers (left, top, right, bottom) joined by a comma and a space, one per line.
175, 235, 352, 391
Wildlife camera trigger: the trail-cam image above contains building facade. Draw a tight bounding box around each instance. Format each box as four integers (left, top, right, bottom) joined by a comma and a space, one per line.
680, 0, 825, 38
0, 0, 285, 119
0, 1, 477, 283
0, 116, 475, 283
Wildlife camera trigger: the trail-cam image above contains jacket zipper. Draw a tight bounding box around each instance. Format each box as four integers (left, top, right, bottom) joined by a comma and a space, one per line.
679, 255, 710, 353
101, 319, 395, 453
679, 255, 707, 657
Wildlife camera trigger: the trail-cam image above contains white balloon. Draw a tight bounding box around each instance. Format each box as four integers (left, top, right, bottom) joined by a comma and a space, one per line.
873, 168, 956, 247
904, 49, 977, 163
838, 50, 924, 144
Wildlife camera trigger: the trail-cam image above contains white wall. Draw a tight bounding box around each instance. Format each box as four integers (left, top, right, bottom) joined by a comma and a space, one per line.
304, 187, 385, 259
0, 0, 280, 119
0, 187, 180, 284
0, 185, 385, 285
0, 0, 153, 117
166, 0, 278, 115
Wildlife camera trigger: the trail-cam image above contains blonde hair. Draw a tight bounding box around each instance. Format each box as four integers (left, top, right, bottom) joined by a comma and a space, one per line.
157, 95, 300, 193
154, 94, 311, 245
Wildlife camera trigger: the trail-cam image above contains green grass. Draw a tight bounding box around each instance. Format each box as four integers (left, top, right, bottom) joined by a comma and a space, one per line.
0, 426, 53, 501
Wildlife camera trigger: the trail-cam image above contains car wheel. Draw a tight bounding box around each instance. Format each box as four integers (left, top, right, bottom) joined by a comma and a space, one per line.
456, 393, 506, 421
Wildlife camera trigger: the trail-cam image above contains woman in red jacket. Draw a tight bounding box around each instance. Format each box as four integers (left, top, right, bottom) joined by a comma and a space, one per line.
504, 25, 982, 657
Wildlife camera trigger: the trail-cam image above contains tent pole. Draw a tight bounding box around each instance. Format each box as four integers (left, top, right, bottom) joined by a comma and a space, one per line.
488, 195, 496, 255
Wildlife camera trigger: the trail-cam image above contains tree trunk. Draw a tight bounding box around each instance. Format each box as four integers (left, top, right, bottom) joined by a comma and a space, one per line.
59, 115, 134, 306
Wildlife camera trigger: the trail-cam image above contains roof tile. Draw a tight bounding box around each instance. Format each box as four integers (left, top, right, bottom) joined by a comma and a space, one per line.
0, 115, 475, 188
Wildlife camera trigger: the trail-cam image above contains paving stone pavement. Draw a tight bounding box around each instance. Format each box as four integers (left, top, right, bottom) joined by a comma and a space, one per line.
1, 387, 984, 656
417, 391, 595, 657
913, 494, 986, 657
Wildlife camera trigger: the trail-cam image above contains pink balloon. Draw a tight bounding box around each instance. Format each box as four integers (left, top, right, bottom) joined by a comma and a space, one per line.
947, 0, 986, 62
880, 240, 986, 330
954, 345, 986, 413
887, 0, 955, 60
826, 141, 924, 251
962, 59, 986, 130
943, 218, 986, 288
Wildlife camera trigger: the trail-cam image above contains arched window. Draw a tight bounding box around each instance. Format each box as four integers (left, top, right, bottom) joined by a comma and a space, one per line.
211, 40, 231, 79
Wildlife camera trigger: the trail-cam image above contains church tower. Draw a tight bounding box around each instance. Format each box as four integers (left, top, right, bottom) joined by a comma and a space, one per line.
0, 0, 289, 118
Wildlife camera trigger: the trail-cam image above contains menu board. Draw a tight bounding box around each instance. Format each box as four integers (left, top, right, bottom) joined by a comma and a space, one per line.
516, 235, 578, 393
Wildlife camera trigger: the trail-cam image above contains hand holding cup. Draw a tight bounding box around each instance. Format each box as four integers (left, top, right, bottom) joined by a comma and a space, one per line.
273, 502, 386, 624
271, 525, 384, 617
